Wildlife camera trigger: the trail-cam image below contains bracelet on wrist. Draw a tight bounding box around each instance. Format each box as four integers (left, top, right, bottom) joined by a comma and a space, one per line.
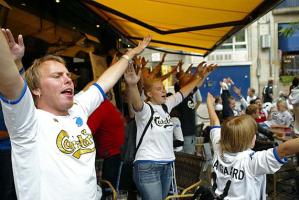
121, 55, 131, 62
19, 67, 25, 75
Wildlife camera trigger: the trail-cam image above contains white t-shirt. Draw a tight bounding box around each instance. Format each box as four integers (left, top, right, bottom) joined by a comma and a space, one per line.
246, 95, 257, 104
210, 127, 286, 200
134, 92, 183, 162
265, 110, 293, 127
215, 104, 223, 111
171, 116, 184, 152
1, 83, 105, 200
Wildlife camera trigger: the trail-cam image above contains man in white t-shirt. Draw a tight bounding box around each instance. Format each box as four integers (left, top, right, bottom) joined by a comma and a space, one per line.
0, 29, 151, 200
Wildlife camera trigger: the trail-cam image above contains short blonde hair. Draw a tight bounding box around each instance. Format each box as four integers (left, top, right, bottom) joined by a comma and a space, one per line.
220, 115, 257, 153
276, 99, 287, 108
143, 77, 161, 98
25, 55, 66, 92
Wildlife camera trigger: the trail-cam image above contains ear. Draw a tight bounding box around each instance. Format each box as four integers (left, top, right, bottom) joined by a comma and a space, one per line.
32, 88, 41, 97
146, 91, 153, 99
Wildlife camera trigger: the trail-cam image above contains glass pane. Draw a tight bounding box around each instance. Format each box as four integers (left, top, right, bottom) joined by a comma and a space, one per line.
217, 45, 233, 50
281, 54, 299, 75
223, 37, 233, 44
235, 44, 247, 49
235, 30, 246, 42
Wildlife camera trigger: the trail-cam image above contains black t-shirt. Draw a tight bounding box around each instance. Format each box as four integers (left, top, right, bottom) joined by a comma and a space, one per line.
176, 94, 196, 136
263, 85, 273, 103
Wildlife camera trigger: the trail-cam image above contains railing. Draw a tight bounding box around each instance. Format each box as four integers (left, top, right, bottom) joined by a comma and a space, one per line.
275, 0, 299, 9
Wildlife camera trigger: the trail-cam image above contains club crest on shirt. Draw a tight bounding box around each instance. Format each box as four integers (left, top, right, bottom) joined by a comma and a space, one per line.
187, 100, 195, 109
56, 129, 95, 159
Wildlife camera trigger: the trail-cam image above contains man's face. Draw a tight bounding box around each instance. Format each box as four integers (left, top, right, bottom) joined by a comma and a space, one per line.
36, 60, 74, 115
255, 99, 263, 110
247, 89, 254, 97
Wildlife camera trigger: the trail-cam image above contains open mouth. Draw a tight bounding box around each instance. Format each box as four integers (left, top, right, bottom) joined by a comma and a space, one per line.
61, 88, 73, 96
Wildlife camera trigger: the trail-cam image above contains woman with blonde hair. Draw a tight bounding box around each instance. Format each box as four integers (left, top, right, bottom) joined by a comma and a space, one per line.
125, 62, 217, 200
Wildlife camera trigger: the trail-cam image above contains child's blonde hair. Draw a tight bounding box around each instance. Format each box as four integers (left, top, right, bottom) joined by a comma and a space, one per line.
220, 115, 257, 153
276, 99, 287, 109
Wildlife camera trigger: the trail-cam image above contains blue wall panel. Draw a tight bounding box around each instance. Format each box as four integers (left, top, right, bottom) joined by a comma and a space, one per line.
197, 65, 250, 102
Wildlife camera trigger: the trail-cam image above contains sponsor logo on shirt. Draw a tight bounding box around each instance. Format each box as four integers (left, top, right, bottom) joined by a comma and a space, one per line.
213, 159, 245, 180
56, 129, 95, 159
153, 114, 173, 129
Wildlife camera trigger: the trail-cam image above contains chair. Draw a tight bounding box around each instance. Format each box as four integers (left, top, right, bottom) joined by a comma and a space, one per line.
99, 179, 117, 200
165, 152, 210, 200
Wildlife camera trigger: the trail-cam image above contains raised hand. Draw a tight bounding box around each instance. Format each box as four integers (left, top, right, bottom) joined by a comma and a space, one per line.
130, 35, 151, 56
160, 52, 167, 64
186, 64, 193, 74
233, 86, 242, 97
1, 29, 25, 61
124, 63, 141, 85
198, 63, 218, 79
195, 61, 206, 75
141, 57, 148, 67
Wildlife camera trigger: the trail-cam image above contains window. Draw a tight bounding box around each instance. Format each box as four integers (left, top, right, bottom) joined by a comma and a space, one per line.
217, 29, 247, 51
281, 53, 299, 75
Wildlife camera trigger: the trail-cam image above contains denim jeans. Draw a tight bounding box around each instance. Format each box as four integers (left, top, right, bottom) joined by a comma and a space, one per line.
133, 162, 173, 200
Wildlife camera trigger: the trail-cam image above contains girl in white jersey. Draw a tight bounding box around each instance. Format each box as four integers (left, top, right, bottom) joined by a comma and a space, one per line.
206, 92, 299, 200
124, 62, 217, 200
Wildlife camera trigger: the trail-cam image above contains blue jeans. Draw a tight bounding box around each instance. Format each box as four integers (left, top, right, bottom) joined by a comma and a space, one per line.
133, 162, 173, 200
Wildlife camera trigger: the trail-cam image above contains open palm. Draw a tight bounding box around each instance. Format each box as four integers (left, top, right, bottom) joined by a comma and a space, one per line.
124, 64, 140, 85
2, 29, 25, 60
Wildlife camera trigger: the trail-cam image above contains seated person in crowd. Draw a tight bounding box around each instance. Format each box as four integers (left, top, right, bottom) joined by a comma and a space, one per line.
263, 99, 293, 128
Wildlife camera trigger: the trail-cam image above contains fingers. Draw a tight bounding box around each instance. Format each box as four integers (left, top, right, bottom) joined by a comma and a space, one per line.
5, 29, 16, 46
1, 28, 9, 43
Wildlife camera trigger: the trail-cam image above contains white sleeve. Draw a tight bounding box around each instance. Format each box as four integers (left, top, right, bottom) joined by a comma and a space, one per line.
240, 96, 249, 109
172, 117, 183, 141
134, 102, 151, 123
165, 92, 184, 112
285, 112, 294, 127
0, 84, 38, 142
246, 147, 286, 176
210, 127, 221, 153
74, 83, 106, 117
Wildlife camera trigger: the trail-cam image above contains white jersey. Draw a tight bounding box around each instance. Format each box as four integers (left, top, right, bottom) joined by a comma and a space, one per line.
265, 110, 293, 127
134, 92, 183, 162
171, 117, 184, 152
210, 127, 286, 200
246, 95, 257, 104
1, 84, 105, 200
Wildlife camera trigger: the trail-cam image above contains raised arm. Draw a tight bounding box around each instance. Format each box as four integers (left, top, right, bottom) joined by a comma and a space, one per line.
207, 92, 220, 126
124, 64, 143, 111
160, 65, 178, 81
180, 63, 217, 98
0, 29, 24, 100
96, 35, 151, 93
233, 86, 248, 108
